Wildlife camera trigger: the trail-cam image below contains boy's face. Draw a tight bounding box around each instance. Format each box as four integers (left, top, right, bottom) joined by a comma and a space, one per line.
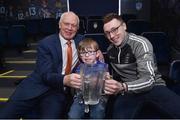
79, 48, 99, 65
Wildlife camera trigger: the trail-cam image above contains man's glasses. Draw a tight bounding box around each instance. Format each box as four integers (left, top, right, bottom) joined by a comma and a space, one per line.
79, 51, 97, 57
104, 22, 123, 37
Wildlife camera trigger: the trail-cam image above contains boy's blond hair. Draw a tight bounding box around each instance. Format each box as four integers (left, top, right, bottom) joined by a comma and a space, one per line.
78, 38, 99, 53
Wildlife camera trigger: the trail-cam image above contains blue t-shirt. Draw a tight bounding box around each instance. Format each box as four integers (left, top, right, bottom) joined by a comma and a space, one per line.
75, 60, 108, 74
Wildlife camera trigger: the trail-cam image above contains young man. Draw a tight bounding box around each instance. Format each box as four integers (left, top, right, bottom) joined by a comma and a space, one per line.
68, 38, 109, 119
103, 13, 180, 119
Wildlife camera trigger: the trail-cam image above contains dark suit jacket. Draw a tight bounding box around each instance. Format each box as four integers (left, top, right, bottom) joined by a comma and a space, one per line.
10, 34, 84, 100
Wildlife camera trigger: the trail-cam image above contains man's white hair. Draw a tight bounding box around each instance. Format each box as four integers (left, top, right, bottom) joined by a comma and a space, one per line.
59, 11, 80, 28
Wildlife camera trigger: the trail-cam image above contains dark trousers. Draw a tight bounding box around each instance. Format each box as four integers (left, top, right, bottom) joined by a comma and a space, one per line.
108, 85, 180, 119
0, 90, 67, 119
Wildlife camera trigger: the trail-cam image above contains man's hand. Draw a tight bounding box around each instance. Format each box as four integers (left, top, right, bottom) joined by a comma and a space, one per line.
63, 73, 82, 89
104, 79, 125, 95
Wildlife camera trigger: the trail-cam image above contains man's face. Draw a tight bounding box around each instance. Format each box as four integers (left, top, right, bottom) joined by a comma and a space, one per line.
103, 18, 127, 46
59, 13, 79, 40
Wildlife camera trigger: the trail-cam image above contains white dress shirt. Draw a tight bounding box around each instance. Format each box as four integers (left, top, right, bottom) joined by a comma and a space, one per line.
59, 35, 78, 75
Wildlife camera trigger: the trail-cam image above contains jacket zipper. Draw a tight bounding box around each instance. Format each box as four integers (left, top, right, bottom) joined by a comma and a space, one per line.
118, 47, 121, 63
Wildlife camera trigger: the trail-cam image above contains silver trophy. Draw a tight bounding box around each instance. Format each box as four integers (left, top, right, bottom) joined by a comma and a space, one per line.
80, 63, 106, 113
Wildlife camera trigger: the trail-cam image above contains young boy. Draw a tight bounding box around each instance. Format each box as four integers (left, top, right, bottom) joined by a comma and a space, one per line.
68, 38, 109, 119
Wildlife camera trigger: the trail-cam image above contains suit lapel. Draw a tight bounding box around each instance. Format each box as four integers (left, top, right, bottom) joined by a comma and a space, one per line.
74, 34, 84, 47
54, 34, 62, 63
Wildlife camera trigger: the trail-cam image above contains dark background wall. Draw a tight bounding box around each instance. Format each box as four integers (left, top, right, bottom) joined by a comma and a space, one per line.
69, 0, 151, 20
121, 0, 150, 20
69, 0, 119, 17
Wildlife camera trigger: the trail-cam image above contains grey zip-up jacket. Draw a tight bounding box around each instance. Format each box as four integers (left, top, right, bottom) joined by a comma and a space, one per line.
107, 33, 166, 94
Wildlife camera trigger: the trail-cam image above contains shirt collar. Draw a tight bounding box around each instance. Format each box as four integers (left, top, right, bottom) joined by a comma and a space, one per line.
59, 34, 72, 46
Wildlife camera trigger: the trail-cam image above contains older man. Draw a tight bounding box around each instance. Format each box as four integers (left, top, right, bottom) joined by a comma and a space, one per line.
0, 11, 84, 119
